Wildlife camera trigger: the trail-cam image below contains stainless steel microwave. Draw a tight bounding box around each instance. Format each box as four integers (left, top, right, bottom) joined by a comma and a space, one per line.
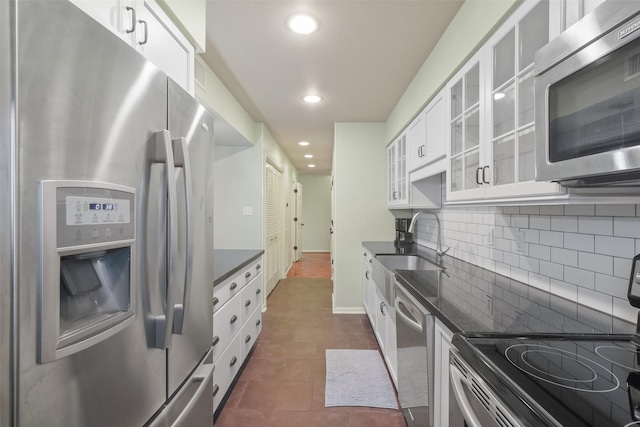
535, 0, 640, 187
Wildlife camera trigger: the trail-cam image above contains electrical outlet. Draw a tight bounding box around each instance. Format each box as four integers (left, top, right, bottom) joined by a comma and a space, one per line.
486, 227, 495, 247
515, 231, 525, 253
242, 206, 252, 216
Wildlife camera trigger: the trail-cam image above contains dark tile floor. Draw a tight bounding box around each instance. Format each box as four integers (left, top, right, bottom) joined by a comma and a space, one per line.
287, 252, 332, 278
214, 277, 406, 427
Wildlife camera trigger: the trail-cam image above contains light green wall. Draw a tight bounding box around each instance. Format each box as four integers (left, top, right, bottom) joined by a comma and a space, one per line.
333, 123, 396, 312
195, 58, 261, 145
385, 0, 519, 142
298, 175, 332, 252
158, 0, 206, 52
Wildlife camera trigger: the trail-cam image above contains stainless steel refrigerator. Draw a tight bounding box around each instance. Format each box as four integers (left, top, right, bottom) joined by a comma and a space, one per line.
1, 1, 214, 425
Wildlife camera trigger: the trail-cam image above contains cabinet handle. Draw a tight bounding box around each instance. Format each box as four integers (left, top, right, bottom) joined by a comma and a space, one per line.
245, 272, 251, 279
482, 165, 490, 184
380, 301, 386, 315
256, 288, 261, 295
365, 271, 370, 280
213, 384, 220, 397
230, 314, 238, 324
212, 335, 220, 347
256, 264, 261, 270
393, 191, 398, 200
213, 296, 219, 306
138, 19, 148, 45
125, 6, 136, 33
230, 282, 238, 291
245, 299, 251, 307
245, 334, 251, 343
256, 319, 261, 327
230, 356, 237, 367
475, 167, 483, 185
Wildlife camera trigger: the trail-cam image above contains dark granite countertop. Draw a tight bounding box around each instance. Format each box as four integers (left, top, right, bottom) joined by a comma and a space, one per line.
362, 241, 636, 336
213, 249, 264, 286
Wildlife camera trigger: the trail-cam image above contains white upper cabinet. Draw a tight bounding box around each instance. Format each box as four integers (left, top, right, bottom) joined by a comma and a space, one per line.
550, 0, 607, 36
446, 0, 562, 203
387, 132, 409, 206
70, 0, 194, 95
409, 90, 446, 173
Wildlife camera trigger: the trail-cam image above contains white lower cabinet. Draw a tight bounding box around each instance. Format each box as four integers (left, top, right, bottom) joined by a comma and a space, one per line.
434, 319, 454, 427
212, 257, 264, 415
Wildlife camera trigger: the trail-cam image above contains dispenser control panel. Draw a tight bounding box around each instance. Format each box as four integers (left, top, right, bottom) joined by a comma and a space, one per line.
44, 183, 136, 249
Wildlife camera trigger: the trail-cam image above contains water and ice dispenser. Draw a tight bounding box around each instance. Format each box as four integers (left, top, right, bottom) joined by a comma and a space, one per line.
38, 181, 136, 362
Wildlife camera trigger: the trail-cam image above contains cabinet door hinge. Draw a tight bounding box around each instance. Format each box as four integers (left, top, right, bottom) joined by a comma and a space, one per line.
294, 217, 298, 221
294, 246, 298, 250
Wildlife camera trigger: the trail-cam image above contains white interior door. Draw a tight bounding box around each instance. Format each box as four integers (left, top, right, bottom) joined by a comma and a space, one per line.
330, 175, 335, 280
294, 182, 303, 261
265, 163, 282, 295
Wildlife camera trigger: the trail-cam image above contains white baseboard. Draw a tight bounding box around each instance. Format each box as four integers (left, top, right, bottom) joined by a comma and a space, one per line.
331, 293, 365, 314
302, 250, 330, 253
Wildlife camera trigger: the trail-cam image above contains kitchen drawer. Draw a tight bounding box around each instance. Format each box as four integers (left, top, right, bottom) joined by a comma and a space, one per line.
242, 259, 263, 287
212, 294, 241, 364
240, 308, 262, 362
240, 272, 263, 321
212, 333, 241, 414
213, 270, 244, 313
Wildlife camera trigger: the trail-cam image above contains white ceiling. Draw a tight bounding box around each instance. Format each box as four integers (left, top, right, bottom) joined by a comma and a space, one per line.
202, 0, 464, 176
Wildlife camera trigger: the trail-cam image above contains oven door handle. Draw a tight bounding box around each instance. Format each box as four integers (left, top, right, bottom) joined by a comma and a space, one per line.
450, 363, 483, 427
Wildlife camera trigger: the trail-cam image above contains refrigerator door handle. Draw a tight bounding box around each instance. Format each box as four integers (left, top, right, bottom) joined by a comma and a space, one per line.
171, 137, 192, 335
150, 130, 179, 349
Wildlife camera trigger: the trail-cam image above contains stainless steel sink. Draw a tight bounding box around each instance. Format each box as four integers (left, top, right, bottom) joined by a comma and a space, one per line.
375, 255, 442, 272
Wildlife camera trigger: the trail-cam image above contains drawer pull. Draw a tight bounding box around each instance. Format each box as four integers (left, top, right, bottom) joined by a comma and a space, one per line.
213, 384, 219, 397
245, 334, 251, 343
213, 296, 219, 306
212, 335, 219, 347
256, 319, 261, 327
245, 272, 251, 279
245, 300, 251, 307
230, 315, 238, 324
256, 288, 261, 295
230, 356, 237, 367
256, 264, 261, 270
230, 282, 238, 291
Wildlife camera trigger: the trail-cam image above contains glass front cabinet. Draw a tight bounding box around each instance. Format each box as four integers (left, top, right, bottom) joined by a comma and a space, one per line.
387, 132, 408, 206
447, 0, 561, 202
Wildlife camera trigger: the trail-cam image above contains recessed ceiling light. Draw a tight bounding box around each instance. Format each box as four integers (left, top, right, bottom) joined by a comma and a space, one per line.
308, 164, 316, 168
304, 154, 313, 158
288, 14, 318, 35
298, 141, 310, 146
303, 94, 322, 103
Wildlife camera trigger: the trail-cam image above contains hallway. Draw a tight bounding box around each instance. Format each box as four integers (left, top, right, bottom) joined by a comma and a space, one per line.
214, 255, 404, 427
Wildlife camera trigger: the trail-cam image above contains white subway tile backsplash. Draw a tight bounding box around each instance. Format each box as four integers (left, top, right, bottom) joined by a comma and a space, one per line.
578, 252, 613, 275
563, 266, 595, 289
540, 261, 564, 280
564, 233, 595, 253
551, 247, 578, 267
551, 215, 578, 233
565, 205, 595, 216
595, 235, 635, 258
577, 288, 612, 315
530, 215, 551, 230
540, 230, 564, 248
595, 273, 628, 299
614, 217, 640, 238
413, 198, 639, 322
596, 204, 636, 217
540, 205, 564, 215
578, 216, 613, 236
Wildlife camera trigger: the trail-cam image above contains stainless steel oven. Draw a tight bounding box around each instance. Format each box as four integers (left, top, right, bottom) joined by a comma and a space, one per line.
535, 0, 640, 186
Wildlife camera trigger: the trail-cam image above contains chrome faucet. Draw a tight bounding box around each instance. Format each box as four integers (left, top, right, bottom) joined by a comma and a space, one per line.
408, 210, 450, 262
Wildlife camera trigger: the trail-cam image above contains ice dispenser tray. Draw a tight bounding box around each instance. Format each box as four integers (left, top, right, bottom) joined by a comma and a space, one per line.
38, 181, 136, 363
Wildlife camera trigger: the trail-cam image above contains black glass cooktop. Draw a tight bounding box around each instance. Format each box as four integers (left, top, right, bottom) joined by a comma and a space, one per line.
454, 334, 640, 427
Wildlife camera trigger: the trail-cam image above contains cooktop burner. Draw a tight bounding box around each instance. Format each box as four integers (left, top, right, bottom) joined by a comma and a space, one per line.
463, 336, 640, 427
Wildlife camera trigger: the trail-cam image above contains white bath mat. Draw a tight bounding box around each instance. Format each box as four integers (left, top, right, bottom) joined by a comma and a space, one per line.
325, 349, 398, 409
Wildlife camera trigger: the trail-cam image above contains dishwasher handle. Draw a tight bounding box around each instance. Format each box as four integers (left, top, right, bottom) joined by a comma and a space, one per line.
450, 361, 483, 427
394, 295, 423, 333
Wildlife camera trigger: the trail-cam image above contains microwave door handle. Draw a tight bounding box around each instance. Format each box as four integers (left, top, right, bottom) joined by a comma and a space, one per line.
450, 363, 483, 427
171, 137, 192, 335
150, 130, 178, 349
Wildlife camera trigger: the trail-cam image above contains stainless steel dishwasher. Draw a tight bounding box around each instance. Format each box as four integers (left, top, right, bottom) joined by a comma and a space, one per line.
394, 280, 434, 427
